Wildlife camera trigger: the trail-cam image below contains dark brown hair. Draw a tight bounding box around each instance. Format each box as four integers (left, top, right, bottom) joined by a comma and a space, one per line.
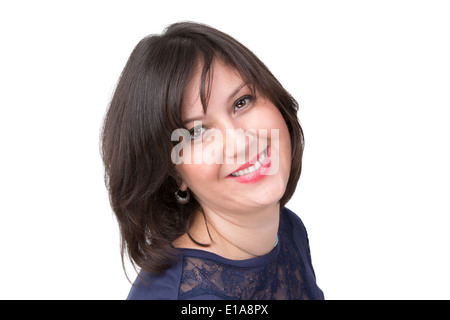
101, 22, 305, 275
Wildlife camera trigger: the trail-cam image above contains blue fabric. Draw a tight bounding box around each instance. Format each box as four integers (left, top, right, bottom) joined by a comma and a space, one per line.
127, 207, 324, 300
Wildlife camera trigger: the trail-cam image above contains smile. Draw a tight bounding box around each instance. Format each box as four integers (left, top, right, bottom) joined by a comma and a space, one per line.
228, 146, 272, 183
231, 149, 267, 177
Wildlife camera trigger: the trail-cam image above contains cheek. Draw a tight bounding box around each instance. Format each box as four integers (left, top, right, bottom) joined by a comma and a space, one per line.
246, 102, 289, 134
255, 104, 292, 158
274, 123, 292, 181
265, 108, 292, 180
177, 163, 219, 189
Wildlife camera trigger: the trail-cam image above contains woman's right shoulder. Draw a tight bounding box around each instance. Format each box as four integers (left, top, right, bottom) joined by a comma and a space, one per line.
126, 258, 184, 300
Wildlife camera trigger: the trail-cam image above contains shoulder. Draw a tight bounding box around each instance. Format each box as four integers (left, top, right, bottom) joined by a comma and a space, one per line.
280, 207, 325, 299
127, 258, 183, 300
279, 207, 311, 256
280, 206, 308, 235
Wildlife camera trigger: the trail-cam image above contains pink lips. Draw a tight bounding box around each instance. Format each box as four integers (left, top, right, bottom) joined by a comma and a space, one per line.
228, 146, 271, 183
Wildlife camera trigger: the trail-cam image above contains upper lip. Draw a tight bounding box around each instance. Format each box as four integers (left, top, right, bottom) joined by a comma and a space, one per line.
229, 147, 267, 176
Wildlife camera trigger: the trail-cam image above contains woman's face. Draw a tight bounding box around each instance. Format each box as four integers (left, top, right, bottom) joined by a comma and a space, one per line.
175, 59, 291, 214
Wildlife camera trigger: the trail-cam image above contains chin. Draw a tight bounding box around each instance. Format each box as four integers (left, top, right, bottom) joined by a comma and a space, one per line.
248, 176, 288, 208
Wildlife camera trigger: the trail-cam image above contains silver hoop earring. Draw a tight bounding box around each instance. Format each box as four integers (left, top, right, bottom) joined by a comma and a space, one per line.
175, 189, 190, 205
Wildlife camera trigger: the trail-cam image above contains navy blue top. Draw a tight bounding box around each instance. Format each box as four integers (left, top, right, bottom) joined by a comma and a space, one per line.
127, 207, 324, 300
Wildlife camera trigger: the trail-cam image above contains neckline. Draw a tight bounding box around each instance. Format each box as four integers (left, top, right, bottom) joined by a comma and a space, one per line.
175, 207, 290, 268
177, 237, 281, 268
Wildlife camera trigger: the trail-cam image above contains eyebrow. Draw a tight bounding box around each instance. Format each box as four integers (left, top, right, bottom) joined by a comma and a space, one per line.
228, 82, 247, 102
182, 82, 248, 126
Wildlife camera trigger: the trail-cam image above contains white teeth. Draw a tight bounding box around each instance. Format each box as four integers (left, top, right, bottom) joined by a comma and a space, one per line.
231, 149, 267, 177
259, 150, 266, 162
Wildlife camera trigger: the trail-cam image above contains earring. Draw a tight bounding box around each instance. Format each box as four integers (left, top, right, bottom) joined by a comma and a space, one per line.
175, 188, 190, 205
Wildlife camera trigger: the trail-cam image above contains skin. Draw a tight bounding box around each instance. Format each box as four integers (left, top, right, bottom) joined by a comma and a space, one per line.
173, 59, 292, 259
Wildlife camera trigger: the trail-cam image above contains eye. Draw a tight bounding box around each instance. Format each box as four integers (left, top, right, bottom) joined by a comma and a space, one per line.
233, 95, 253, 112
189, 125, 206, 140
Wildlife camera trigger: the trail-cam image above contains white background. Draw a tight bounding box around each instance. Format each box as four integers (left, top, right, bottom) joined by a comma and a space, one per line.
1, 0, 449, 299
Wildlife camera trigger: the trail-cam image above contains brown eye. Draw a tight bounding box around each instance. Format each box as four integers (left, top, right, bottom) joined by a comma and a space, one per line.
233, 96, 252, 112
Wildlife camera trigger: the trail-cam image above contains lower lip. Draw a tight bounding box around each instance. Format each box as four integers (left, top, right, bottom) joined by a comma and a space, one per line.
227, 146, 272, 184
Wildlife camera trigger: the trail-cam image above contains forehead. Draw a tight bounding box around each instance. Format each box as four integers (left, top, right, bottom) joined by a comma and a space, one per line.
181, 59, 245, 121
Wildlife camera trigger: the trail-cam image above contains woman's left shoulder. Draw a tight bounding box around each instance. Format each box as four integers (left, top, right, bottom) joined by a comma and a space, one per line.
280, 206, 308, 234
279, 206, 312, 255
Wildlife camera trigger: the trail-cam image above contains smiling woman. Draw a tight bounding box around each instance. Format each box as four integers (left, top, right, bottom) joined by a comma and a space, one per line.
101, 21, 324, 300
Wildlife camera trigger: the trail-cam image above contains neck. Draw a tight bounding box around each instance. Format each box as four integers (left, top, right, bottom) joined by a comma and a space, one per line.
181, 203, 280, 260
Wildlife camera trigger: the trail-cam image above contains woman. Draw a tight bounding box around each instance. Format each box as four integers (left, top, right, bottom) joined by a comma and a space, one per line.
101, 21, 324, 300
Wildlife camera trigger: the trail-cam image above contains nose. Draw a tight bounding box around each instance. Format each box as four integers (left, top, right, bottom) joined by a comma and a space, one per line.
222, 122, 259, 165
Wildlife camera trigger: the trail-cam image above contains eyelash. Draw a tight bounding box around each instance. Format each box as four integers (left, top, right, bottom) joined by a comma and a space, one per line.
233, 95, 253, 112
188, 94, 254, 140
189, 125, 207, 140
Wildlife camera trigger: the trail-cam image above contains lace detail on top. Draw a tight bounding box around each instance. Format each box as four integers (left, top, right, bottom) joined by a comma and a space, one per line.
178, 219, 317, 300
